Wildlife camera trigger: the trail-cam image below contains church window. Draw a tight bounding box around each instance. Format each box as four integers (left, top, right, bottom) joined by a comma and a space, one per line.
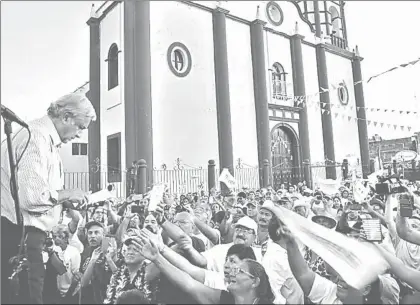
167, 42, 192, 77
338, 82, 349, 105
272, 63, 287, 100
107, 43, 119, 90
329, 6, 341, 36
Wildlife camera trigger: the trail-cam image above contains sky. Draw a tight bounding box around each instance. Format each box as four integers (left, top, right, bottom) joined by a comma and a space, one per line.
1, 1, 420, 140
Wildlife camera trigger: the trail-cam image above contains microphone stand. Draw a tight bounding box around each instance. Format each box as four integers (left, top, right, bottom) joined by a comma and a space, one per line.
3, 117, 23, 227
2, 116, 26, 298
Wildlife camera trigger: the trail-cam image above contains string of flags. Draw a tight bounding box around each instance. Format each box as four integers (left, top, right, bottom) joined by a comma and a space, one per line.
290, 55, 420, 116
303, 99, 415, 131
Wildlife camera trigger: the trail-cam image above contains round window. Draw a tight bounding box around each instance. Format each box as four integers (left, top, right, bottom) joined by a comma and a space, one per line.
266, 1, 284, 26
337, 82, 349, 105
167, 42, 192, 77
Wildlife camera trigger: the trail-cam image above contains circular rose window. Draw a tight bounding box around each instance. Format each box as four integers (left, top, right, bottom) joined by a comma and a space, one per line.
337, 82, 349, 105
167, 42, 192, 77
266, 1, 284, 26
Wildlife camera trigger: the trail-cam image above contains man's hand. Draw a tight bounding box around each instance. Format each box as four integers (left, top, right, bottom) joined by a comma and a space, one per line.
72, 271, 83, 283
177, 234, 193, 252
90, 248, 102, 263
58, 189, 89, 208
362, 201, 374, 214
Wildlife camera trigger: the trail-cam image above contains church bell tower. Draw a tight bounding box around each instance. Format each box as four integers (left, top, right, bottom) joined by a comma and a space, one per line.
296, 0, 348, 50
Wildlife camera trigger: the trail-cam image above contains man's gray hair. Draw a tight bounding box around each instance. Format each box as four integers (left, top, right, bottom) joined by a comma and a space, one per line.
47, 93, 97, 121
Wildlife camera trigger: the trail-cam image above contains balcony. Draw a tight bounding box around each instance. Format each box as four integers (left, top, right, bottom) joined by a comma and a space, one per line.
270, 79, 295, 107
329, 33, 347, 50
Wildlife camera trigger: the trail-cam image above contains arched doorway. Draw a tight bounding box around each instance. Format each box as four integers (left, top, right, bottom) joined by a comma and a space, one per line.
271, 124, 302, 189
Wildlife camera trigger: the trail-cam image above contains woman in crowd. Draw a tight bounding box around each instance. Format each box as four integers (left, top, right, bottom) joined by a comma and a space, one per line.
104, 236, 160, 304
135, 232, 275, 304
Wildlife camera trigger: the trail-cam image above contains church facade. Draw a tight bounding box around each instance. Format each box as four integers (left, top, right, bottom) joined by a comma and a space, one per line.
87, 0, 369, 191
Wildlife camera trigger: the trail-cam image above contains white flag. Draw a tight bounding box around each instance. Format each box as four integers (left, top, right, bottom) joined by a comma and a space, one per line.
353, 180, 369, 203
218, 168, 237, 190
148, 184, 166, 212
263, 203, 389, 290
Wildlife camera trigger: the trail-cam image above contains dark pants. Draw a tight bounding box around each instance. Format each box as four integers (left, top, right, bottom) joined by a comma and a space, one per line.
1, 217, 47, 304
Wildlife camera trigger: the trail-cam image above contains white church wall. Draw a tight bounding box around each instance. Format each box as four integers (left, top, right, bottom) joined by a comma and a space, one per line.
226, 18, 259, 167
150, 1, 219, 168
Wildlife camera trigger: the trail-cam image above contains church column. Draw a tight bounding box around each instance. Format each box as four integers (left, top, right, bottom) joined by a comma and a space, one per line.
87, 15, 101, 192
352, 47, 370, 178
290, 32, 312, 185
250, 19, 271, 188
316, 43, 337, 179
212, 7, 234, 191
124, 0, 153, 188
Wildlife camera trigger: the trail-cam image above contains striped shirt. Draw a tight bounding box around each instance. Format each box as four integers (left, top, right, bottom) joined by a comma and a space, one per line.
1, 115, 64, 232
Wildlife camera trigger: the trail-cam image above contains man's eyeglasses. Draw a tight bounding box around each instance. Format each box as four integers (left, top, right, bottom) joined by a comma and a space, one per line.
234, 226, 254, 235
230, 267, 255, 278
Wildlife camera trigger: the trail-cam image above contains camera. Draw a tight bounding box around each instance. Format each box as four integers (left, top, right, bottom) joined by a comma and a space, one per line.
45, 238, 53, 248
399, 193, 414, 218
131, 205, 145, 215
175, 205, 188, 214
375, 175, 405, 195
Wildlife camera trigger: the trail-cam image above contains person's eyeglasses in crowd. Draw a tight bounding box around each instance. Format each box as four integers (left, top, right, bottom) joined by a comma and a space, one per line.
234, 226, 254, 235
230, 266, 255, 279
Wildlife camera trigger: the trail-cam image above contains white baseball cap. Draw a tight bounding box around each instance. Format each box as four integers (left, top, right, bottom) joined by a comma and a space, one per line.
234, 216, 258, 234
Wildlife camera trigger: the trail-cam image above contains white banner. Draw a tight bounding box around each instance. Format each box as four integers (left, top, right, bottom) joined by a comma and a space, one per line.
88, 188, 116, 204
218, 168, 237, 190
263, 202, 389, 290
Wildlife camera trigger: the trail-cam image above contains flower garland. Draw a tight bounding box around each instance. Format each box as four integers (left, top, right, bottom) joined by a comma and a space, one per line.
103, 262, 159, 304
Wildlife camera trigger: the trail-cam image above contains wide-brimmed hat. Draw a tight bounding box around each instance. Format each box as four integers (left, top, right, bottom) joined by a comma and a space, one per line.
293, 200, 310, 210
311, 215, 337, 229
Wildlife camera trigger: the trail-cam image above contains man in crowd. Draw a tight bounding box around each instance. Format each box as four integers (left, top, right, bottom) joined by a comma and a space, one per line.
1, 93, 95, 304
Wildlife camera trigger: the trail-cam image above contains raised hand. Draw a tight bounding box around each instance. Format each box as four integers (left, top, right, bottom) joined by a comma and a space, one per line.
140, 228, 164, 250
137, 235, 160, 261
91, 247, 102, 261
177, 234, 193, 252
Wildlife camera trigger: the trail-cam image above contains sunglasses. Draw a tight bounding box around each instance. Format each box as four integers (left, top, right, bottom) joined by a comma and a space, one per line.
230, 267, 255, 278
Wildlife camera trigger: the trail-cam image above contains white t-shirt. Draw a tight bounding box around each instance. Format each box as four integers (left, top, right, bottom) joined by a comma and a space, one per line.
308, 273, 399, 305
202, 242, 262, 272
204, 270, 227, 291
56, 245, 81, 297
194, 231, 219, 251
262, 240, 304, 305
308, 274, 341, 304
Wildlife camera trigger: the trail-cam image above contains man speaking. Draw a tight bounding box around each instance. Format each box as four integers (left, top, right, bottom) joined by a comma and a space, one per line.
1, 93, 96, 304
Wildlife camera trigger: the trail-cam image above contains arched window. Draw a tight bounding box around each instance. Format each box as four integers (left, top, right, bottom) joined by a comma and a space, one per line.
329, 6, 341, 36
272, 63, 287, 100
107, 43, 119, 90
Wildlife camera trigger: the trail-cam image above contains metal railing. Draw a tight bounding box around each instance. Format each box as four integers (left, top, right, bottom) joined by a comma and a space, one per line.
329, 34, 347, 49
63, 172, 125, 198
152, 168, 208, 194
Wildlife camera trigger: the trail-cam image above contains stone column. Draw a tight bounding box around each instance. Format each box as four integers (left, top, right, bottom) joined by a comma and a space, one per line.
124, 0, 153, 187
316, 43, 337, 179
87, 16, 101, 192
212, 7, 234, 192
352, 48, 370, 178
290, 32, 312, 185
250, 19, 271, 187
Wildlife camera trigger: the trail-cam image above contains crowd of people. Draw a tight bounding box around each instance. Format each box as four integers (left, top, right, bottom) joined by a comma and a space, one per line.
2, 93, 420, 305
28, 180, 420, 304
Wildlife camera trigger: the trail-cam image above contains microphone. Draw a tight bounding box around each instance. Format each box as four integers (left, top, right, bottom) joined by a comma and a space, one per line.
1, 105, 29, 128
